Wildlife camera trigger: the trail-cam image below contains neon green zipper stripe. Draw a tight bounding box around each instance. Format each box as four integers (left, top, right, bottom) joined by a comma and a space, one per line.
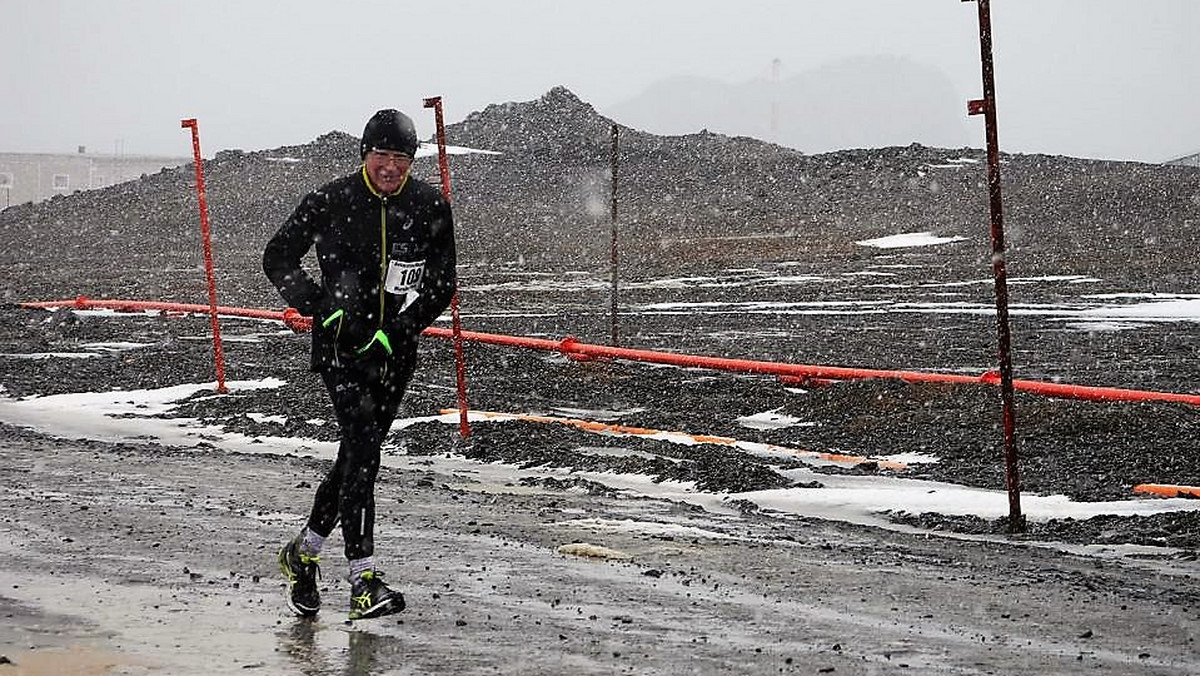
360, 165, 409, 334
379, 203, 387, 328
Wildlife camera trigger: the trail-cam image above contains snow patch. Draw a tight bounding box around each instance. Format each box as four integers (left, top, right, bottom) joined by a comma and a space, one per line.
856, 232, 968, 249
736, 410, 810, 430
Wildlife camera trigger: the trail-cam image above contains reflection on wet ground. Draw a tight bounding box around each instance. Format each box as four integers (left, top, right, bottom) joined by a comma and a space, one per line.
280, 617, 416, 676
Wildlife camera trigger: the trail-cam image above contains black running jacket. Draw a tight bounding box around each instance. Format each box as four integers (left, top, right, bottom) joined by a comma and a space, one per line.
263, 166, 456, 371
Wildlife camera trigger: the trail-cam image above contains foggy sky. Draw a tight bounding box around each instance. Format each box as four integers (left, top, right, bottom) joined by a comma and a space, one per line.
2, 0, 1197, 162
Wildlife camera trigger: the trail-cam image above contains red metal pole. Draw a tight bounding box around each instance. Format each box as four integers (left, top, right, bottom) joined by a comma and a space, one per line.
967, 0, 1022, 533
179, 118, 227, 394
423, 97, 453, 198
423, 96, 470, 438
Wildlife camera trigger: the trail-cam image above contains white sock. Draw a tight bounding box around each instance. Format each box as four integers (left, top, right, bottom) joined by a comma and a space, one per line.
348, 556, 375, 580
299, 528, 326, 557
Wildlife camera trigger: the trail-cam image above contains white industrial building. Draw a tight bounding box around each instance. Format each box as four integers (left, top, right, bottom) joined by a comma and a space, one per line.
0, 148, 186, 210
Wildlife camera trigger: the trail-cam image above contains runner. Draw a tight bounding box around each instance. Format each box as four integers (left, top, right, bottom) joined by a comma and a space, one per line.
263, 108, 457, 619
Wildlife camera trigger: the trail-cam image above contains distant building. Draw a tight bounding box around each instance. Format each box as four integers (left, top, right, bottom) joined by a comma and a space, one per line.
0, 148, 187, 210
1165, 151, 1200, 168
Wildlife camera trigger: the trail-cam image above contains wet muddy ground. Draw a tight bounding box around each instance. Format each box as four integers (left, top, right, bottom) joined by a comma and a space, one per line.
1, 300, 1198, 675
2, 85, 1198, 673
3, 422, 1199, 676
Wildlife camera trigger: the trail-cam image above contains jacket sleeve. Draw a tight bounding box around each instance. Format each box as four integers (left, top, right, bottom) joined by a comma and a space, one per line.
403, 197, 457, 334
263, 190, 328, 316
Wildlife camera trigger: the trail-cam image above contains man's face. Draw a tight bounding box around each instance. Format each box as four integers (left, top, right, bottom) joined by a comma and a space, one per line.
365, 149, 413, 194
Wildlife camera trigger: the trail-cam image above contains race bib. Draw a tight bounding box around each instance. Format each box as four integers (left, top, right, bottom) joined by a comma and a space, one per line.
385, 259, 425, 313
384, 259, 425, 295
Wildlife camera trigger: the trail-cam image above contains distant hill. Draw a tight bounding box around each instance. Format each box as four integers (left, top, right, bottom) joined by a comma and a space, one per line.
605, 56, 971, 154
1, 86, 1197, 307
1167, 150, 1200, 167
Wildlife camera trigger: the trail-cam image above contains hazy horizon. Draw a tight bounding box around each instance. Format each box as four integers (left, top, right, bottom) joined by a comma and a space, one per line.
2, 1, 1197, 162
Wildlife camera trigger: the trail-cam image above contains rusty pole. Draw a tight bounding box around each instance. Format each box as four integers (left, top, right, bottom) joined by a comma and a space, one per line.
610, 123, 620, 347
966, 0, 1024, 533
422, 96, 470, 438
179, 118, 227, 394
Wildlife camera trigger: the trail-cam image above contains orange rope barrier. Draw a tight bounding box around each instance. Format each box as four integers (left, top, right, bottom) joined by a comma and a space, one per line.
19, 297, 1200, 408
1133, 484, 1200, 499
442, 408, 909, 471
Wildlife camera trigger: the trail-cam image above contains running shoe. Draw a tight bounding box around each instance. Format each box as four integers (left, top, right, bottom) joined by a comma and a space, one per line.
348, 570, 405, 620
278, 536, 321, 617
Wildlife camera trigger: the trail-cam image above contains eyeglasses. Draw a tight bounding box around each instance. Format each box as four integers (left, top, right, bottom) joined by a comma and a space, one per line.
368, 149, 413, 165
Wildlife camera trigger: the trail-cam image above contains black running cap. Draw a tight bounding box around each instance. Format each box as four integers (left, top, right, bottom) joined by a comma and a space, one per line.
360, 109, 418, 159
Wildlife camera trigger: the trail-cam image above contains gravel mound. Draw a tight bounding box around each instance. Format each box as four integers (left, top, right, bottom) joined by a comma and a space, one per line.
1, 87, 1198, 551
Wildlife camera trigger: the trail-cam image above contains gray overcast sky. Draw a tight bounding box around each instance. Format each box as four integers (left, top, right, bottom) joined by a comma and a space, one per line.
2, 0, 1197, 162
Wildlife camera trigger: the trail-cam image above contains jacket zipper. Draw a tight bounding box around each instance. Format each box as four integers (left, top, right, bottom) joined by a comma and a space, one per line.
379, 198, 389, 379
379, 196, 388, 332
357, 165, 408, 371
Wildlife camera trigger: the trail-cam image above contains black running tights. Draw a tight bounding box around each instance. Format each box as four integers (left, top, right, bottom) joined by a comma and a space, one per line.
307, 357, 413, 560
